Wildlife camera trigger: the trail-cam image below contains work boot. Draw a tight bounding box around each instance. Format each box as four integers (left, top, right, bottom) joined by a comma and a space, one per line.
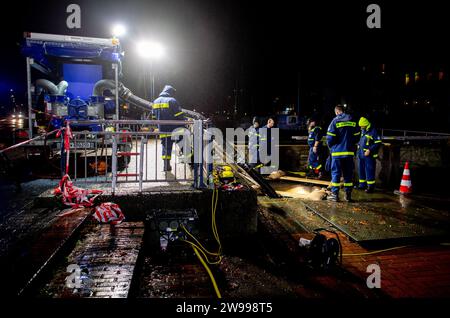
163, 160, 172, 172
327, 192, 339, 202
344, 191, 353, 202
365, 187, 374, 194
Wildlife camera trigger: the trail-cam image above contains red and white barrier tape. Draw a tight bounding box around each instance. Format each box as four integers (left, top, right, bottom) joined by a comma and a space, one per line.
56, 121, 73, 173
93, 202, 125, 225
52, 122, 124, 225
53, 174, 103, 208
53, 122, 103, 208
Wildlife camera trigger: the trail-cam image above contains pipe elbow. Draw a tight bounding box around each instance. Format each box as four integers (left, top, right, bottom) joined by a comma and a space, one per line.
35, 79, 58, 95
57, 81, 69, 95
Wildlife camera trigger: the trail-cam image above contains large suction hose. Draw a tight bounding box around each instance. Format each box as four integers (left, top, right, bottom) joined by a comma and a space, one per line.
92, 79, 152, 111
180, 108, 206, 120
35, 79, 68, 96
92, 79, 118, 97
35, 79, 58, 95
92, 79, 206, 120
57, 81, 68, 95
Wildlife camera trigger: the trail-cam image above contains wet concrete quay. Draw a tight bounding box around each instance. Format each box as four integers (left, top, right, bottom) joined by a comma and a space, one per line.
265, 181, 450, 243
1, 173, 450, 299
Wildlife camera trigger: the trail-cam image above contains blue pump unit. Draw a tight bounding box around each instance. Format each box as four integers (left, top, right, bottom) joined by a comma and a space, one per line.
68, 97, 88, 120
47, 95, 68, 129
21, 32, 122, 74
22, 32, 124, 133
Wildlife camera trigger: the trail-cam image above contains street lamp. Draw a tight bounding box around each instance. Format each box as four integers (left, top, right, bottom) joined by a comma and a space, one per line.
136, 41, 165, 100
112, 24, 126, 38
136, 41, 165, 59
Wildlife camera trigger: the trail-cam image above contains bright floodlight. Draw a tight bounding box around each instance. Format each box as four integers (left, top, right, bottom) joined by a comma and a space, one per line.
112, 24, 126, 37
137, 41, 165, 59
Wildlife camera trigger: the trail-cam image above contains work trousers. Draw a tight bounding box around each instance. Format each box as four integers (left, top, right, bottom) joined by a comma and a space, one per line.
358, 156, 376, 190
308, 147, 323, 171
330, 156, 354, 194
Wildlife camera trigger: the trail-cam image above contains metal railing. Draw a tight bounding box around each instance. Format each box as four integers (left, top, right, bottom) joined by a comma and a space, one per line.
291, 128, 450, 142
0, 118, 216, 193
64, 119, 211, 193
380, 128, 450, 140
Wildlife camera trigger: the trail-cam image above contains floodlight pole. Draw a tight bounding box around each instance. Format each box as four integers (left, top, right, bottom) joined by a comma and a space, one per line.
150, 60, 155, 101
26, 57, 33, 138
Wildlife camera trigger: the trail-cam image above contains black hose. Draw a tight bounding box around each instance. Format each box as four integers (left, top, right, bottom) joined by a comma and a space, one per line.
92, 79, 207, 120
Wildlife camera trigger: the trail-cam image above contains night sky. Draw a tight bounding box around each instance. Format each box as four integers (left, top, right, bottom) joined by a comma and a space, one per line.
1, 0, 449, 130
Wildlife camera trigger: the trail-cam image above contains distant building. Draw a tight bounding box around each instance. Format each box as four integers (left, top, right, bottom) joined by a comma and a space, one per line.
353, 63, 449, 132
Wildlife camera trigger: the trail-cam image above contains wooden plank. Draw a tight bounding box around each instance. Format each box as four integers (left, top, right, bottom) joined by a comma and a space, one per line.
280, 176, 331, 186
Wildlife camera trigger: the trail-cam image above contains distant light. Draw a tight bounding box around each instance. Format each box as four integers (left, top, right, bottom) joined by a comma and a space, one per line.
137, 41, 165, 59
112, 24, 126, 37
343, 104, 347, 107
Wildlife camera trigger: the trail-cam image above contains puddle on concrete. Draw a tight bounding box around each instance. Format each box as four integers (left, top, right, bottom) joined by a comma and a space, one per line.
270, 181, 327, 200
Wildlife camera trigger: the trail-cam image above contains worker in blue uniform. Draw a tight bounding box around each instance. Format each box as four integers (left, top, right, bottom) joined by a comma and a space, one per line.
357, 117, 382, 193
248, 116, 261, 168
260, 117, 275, 155
259, 117, 276, 173
307, 118, 324, 178
152, 85, 184, 171
326, 105, 360, 202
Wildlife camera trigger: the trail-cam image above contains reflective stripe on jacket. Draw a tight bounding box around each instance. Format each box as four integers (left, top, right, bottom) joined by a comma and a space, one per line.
358, 125, 382, 158
308, 126, 323, 148
152, 85, 184, 133
326, 113, 360, 158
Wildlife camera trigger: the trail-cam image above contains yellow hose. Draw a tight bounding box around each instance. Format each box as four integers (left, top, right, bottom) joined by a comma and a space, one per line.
212, 188, 222, 253
181, 183, 224, 298
180, 187, 222, 264
192, 245, 222, 298
181, 224, 220, 257
343, 243, 450, 256
181, 238, 222, 264
342, 245, 410, 256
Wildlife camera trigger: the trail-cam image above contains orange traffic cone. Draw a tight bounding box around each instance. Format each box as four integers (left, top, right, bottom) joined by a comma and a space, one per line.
395, 161, 412, 195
